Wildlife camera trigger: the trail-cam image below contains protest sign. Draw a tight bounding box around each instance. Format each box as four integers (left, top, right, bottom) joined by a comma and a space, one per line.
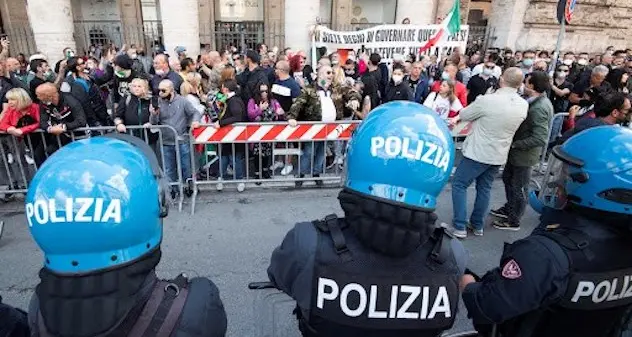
313, 24, 469, 63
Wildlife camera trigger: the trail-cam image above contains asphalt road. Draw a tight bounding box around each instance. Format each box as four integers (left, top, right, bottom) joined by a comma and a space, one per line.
0, 180, 539, 337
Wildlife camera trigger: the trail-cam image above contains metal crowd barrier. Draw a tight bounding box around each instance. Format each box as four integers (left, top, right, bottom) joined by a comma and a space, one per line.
188, 120, 472, 214
536, 112, 570, 175
189, 121, 360, 214
0, 124, 186, 212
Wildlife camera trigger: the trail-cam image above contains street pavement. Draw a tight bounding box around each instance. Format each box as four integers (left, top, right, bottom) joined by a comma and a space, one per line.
0, 179, 540, 337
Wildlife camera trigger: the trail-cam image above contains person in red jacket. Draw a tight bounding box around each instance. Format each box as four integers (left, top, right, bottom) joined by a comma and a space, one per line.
430, 64, 468, 110
0, 88, 40, 136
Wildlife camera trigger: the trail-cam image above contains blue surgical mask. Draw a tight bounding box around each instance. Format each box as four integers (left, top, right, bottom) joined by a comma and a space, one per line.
522, 58, 534, 67
441, 71, 450, 81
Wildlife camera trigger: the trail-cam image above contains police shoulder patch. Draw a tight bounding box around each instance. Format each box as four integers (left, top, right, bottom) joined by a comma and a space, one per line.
501, 259, 522, 279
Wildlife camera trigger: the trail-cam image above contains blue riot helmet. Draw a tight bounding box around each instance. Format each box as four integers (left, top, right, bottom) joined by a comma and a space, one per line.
345, 101, 455, 210
25, 133, 169, 274
536, 126, 632, 214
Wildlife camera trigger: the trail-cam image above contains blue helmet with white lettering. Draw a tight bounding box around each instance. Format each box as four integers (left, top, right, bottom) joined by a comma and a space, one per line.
533, 126, 632, 215
345, 101, 455, 210
25, 134, 168, 274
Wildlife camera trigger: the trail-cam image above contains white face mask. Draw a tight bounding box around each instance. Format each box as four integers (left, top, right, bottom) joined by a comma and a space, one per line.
556, 71, 568, 79
563, 59, 574, 66
577, 59, 588, 66
392, 75, 403, 84
482, 68, 493, 77
155, 69, 165, 76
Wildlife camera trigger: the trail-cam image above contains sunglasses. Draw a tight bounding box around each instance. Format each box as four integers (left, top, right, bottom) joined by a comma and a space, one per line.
159, 89, 169, 93
558, 69, 569, 73
485, 65, 495, 69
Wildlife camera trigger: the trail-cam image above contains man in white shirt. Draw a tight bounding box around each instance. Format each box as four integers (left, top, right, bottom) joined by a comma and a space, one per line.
444, 67, 529, 239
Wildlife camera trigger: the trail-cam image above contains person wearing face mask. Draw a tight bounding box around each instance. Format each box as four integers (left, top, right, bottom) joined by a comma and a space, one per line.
150, 54, 183, 96
286, 65, 361, 187
430, 64, 468, 107
518, 50, 536, 74
568, 52, 589, 84
383, 63, 413, 103
108, 53, 141, 110
550, 64, 574, 113
467, 57, 500, 104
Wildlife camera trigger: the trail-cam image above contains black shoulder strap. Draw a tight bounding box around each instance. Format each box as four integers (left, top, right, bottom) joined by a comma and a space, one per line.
426, 227, 453, 271
537, 227, 595, 263
312, 214, 353, 262
127, 274, 190, 337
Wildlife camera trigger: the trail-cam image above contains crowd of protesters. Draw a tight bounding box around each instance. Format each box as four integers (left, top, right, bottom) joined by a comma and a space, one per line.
0, 37, 630, 234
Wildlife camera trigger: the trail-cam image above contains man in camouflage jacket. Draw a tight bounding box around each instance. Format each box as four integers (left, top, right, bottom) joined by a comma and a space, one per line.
285, 65, 361, 187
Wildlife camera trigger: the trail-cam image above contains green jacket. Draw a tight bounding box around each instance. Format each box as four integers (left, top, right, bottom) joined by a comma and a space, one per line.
508, 95, 554, 167
287, 84, 362, 121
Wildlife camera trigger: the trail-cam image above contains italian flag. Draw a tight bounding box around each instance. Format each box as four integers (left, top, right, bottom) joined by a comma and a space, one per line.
419, 0, 461, 54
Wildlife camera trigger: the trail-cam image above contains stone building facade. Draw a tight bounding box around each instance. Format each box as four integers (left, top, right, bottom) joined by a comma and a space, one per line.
0, 0, 628, 62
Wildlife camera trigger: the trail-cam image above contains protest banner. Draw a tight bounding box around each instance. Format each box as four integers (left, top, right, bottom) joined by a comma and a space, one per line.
312, 24, 469, 64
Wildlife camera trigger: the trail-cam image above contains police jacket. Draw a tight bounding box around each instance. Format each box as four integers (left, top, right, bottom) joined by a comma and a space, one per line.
462, 206, 632, 337
268, 191, 467, 337
28, 251, 227, 337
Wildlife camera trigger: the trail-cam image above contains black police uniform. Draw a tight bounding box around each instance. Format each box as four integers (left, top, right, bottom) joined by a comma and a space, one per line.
268, 190, 467, 337
0, 296, 29, 337
28, 250, 227, 337
462, 206, 632, 337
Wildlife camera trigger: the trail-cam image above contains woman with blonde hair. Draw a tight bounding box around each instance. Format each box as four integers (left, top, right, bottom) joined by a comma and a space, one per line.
0, 88, 40, 137
181, 81, 205, 115
423, 79, 463, 121
113, 77, 159, 145
0, 87, 41, 166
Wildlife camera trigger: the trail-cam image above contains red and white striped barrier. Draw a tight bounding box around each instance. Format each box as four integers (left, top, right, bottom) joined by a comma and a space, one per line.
191, 121, 473, 144
192, 122, 359, 143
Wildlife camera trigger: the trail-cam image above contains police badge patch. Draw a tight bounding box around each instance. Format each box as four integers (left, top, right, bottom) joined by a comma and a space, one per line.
501, 259, 522, 279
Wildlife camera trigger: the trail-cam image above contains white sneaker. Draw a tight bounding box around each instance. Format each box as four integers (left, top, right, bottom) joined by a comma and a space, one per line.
216, 178, 224, 191
270, 161, 284, 171
24, 154, 34, 165
237, 183, 246, 192
440, 222, 467, 239
7, 153, 13, 164
327, 156, 344, 169
281, 164, 293, 176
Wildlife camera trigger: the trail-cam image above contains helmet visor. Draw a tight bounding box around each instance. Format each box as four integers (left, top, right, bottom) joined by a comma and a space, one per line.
538, 152, 571, 210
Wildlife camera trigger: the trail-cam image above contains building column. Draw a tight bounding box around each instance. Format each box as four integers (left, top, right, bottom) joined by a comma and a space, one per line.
396, 0, 437, 25
27, 0, 76, 61
118, 0, 144, 48
198, 0, 216, 49
159, 0, 200, 58
332, 0, 352, 29
0, 0, 36, 55
285, 0, 319, 57
436, 0, 471, 24
487, 0, 529, 49
264, 0, 285, 49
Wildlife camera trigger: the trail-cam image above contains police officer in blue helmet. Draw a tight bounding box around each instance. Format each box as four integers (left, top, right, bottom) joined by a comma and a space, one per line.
25, 134, 227, 337
267, 101, 466, 337
460, 126, 632, 337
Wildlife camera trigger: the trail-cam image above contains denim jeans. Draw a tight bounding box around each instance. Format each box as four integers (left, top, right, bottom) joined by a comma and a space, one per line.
299, 141, 326, 175
452, 157, 500, 230
220, 152, 245, 180
502, 163, 532, 225
162, 143, 192, 192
